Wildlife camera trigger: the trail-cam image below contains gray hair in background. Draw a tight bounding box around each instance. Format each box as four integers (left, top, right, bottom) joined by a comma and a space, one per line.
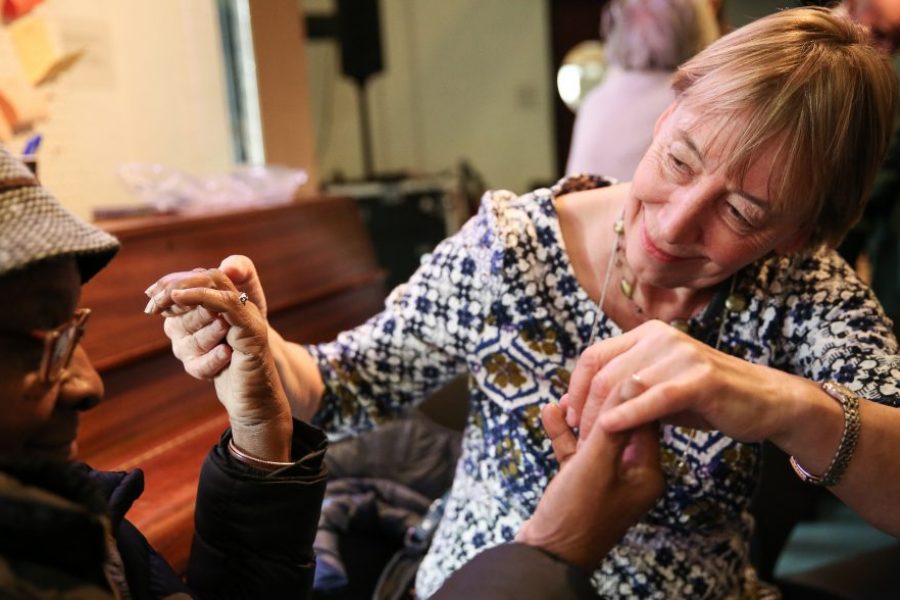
602, 0, 720, 70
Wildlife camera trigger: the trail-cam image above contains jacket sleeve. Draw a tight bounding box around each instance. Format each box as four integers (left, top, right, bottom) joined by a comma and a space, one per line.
186, 420, 327, 599
431, 543, 596, 600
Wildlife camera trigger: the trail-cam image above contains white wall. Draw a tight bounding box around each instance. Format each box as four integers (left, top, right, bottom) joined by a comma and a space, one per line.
2, 0, 234, 219
305, 0, 557, 194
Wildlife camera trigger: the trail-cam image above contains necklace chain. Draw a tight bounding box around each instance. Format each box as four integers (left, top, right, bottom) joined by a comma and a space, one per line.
612, 218, 696, 332
586, 213, 745, 478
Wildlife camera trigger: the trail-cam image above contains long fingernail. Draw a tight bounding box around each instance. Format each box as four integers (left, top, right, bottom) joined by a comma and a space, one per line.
143, 298, 156, 314
144, 285, 155, 297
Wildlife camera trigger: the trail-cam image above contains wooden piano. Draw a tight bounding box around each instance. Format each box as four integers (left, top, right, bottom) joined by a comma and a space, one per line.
77, 197, 386, 572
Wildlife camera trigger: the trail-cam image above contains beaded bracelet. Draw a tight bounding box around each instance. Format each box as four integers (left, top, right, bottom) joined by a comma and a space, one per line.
789, 381, 861, 487
227, 438, 294, 471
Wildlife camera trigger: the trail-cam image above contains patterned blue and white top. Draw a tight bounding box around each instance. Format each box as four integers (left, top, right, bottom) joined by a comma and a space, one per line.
308, 175, 900, 599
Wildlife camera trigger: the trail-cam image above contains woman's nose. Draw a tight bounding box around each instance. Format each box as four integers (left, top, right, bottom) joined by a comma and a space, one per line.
58, 345, 104, 411
658, 186, 713, 245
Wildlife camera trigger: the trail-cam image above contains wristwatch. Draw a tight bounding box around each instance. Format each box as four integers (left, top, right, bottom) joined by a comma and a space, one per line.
789, 381, 861, 487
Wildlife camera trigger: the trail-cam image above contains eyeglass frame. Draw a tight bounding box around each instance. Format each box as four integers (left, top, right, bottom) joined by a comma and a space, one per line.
0, 308, 92, 384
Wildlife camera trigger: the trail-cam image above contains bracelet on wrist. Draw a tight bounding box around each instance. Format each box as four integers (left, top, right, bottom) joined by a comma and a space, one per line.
789, 381, 861, 487
227, 438, 294, 471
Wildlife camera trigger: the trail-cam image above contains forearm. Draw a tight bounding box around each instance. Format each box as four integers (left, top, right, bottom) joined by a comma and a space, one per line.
767, 376, 900, 535
830, 400, 900, 535
268, 325, 324, 422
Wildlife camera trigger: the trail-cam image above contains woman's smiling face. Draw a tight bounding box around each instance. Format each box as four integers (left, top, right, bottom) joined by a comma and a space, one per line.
623, 101, 811, 290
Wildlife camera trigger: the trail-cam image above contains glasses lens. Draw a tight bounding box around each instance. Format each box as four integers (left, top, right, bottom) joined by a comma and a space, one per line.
43, 310, 89, 383
47, 327, 76, 382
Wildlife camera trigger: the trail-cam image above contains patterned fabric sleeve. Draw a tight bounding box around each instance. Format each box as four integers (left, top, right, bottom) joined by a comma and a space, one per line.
307, 198, 499, 435
771, 250, 900, 405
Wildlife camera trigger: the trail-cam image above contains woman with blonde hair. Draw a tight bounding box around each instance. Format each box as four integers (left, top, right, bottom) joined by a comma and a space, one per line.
149, 7, 899, 598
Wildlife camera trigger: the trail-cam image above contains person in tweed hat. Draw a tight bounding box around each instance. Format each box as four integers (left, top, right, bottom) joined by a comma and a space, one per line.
0, 145, 119, 283
0, 146, 329, 598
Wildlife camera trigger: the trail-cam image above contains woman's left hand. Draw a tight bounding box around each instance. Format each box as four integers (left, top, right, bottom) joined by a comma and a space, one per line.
167, 279, 293, 463
566, 320, 798, 443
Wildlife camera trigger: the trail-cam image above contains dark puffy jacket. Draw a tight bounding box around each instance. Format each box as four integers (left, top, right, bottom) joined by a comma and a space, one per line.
0, 420, 327, 599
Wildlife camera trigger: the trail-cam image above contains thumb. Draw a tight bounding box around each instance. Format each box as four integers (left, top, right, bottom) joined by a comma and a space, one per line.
219, 255, 268, 317
619, 423, 660, 475
542, 402, 577, 468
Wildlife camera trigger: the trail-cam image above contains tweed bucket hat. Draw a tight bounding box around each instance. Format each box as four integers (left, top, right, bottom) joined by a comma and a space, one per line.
0, 145, 119, 282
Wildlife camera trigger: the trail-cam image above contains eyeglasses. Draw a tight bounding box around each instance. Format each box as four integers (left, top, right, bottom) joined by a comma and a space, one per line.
29, 308, 91, 384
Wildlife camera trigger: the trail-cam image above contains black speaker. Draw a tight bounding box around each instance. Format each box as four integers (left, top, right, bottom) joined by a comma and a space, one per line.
328, 179, 449, 291
336, 0, 384, 85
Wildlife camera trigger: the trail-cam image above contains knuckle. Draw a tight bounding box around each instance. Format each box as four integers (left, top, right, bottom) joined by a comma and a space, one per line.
655, 383, 679, 409
174, 333, 202, 359
185, 366, 207, 381
184, 308, 211, 332
694, 359, 715, 381
157, 271, 194, 288
186, 334, 204, 356
588, 371, 612, 401
644, 319, 667, 334
162, 317, 181, 340
578, 346, 601, 370
196, 323, 225, 352
679, 339, 705, 362
186, 357, 215, 380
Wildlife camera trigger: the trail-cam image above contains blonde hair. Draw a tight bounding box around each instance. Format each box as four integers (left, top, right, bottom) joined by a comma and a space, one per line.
603, 0, 720, 71
672, 7, 898, 248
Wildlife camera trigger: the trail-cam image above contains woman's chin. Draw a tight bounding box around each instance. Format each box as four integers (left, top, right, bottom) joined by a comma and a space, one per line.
634, 268, 725, 293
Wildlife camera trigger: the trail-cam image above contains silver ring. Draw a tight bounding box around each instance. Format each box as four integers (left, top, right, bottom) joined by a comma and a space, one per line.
238, 292, 248, 306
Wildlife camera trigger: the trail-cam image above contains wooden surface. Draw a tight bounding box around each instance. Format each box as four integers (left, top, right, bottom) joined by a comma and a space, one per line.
78, 197, 386, 571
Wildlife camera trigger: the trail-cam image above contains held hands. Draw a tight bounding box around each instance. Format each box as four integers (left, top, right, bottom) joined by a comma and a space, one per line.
515, 402, 664, 570
144, 255, 292, 462
567, 320, 789, 443
144, 255, 268, 379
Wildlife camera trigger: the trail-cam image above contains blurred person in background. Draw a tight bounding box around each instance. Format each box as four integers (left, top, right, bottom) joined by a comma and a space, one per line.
566, 0, 722, 181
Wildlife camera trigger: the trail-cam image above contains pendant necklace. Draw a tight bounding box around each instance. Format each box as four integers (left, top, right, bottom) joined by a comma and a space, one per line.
587, 213, 747, 477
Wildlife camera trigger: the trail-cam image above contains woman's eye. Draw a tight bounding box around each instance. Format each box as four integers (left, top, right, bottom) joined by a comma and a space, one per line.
666, 153, 691, 175
668, 154, 685, 169
726, 204, 755, 228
